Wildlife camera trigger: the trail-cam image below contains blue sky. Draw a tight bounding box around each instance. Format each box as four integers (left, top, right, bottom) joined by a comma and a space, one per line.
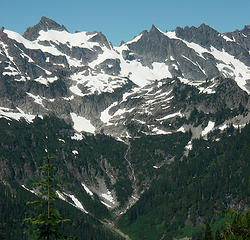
1, 0, 249, 46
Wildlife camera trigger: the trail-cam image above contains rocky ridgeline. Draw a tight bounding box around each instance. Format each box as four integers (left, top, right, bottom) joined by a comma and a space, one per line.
0, 17, 249, 139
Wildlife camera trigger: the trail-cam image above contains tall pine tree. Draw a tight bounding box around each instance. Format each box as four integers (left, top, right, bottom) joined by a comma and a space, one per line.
203, 224, 213, 240
25, 155, 72, 240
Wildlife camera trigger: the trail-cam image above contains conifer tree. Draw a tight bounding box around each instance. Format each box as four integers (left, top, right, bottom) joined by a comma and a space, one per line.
25, 155, 72, 240
203, 223, 213, 240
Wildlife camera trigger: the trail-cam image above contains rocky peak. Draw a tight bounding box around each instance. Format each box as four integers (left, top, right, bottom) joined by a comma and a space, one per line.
88, 31, 111, 49
123, 25, 173, 66
198, 23, 217, 32
149, 24, 159, 33
0, 27, 5, 39
175, 23, 219, 48
23, 16, 68, 41
119, 40, 125, 46
240, 25, 250, 37
224, 25, 250, 58
148, 24, 165, 38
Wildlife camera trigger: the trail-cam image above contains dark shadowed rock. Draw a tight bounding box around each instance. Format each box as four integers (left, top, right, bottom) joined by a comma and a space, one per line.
125, 25, 172, 66
88, 32, 111, 49
23, 16, 68, 41
0, 19, 249, 139
175, 24, 220, 48
96, 59, 121, 75
224, 25, 250, 64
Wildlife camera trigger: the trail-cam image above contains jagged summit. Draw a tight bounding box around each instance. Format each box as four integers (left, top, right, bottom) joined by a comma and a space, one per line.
149, 24, 159, 32
88, 31, 111, 49
23, 16, 68, 41
175, 23, 219, 47
0, 17, 249, 240
0, 18, 249, 139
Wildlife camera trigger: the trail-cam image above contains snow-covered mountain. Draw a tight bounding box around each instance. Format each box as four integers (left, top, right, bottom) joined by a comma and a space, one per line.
0, 17, 250, 239
0, 16, 249, 140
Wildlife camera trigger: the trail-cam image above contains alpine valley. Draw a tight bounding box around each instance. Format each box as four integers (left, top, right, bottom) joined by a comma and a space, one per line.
0, 17, 249, 240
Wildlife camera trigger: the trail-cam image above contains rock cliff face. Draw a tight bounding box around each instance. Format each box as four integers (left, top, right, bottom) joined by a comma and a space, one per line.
23, 16, 68, 40
0, 17, 249, 140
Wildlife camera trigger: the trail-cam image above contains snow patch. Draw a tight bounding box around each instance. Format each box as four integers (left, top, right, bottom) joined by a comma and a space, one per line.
198, 82, 216, 94
71, 132, 83, 141
63, 192, 88, 213
152, 127, 172, 135
34, 76, 58, 86
126, 33, 143, 45
37, 30, 98, 49
0, 107, 41, 123
72, 150, 78, 155
21, 185, 36, 195
164, 31, 178, 39
177, 126, 185, 133
70, 71, 127, 96
222, 35, 234, 42
133, 119, 146, 124
219, 123, 228, 131
101, 190, 115, 204
100, 102, 118, 124
156, 111, 183, 121
3, 70, 19, 76
81, 183, 93, 196
70, 113, 95, 134
89, 45, 172, 88
153, 165, 160, 169
152, 62, 172, 78
63, 95, 74, 101
5, 30, 63, 56
170, 56, 175, 61
56, 191, 66, 201
201, 121, 215, 136
26, 92, 44, 106
233, 123, 246, 129
4, 29, 99, 59
185, 141, 192, 150
210, 46, 250, 93
101, 200, 112, 208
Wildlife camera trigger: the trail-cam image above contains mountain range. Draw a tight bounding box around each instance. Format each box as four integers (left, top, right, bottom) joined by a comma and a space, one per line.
0, 17, 249, 240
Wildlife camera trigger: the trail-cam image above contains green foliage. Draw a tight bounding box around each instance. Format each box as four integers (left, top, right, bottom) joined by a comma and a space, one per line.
0, 181, 123, 240
175, 225, 203, 239
118, 124, 250, 240
0, 113, 249, 240
219, 209, 250, 240
198, 209, 250, 240
25, 155, 72, 240
203, 224, 213, 240
0, 182, 36, 240
0, 116, 125, 239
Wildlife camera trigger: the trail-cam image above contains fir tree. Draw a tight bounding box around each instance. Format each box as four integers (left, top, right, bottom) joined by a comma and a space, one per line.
203, 224, 213, 240
25, 155, 72, 240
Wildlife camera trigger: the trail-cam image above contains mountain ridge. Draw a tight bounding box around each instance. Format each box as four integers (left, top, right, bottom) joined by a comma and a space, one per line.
0, 17, 250, 239
0, 17, 249, 140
